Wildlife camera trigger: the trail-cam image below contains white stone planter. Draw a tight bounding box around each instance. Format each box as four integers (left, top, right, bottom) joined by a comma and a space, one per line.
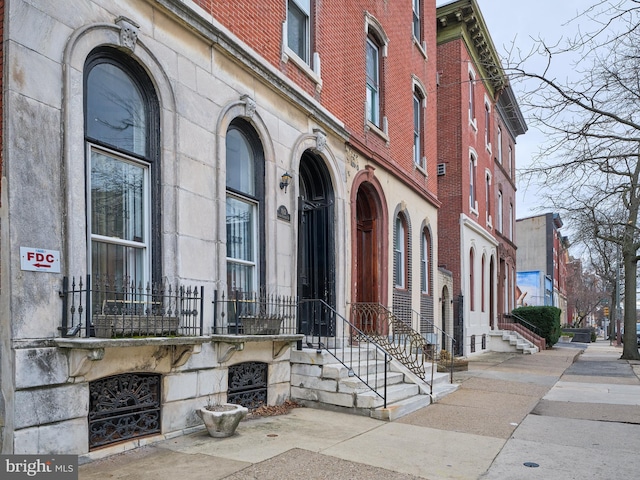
196, 404, 248, 438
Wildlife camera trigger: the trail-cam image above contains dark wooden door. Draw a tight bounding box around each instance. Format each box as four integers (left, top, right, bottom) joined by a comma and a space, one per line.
353, 186, 380, 331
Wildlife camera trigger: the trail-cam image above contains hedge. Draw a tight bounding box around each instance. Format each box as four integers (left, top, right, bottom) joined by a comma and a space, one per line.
512, 306, 562, 347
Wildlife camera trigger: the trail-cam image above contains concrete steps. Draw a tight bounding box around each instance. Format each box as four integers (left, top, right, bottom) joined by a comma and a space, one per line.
290, 347, 459, 421
489, 331, 538, 354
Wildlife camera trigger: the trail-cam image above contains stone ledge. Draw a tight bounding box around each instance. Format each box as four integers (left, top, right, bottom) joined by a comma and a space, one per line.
54, 336, 211, 349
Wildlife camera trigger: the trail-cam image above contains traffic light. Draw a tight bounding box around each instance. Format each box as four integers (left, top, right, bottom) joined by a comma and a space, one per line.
604, 307, 610, 317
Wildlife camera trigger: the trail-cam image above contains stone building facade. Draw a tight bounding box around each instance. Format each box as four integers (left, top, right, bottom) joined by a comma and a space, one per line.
0, 0, 443, 456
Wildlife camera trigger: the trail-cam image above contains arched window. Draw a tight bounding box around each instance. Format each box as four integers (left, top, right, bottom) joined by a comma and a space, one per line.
497, 189, 503, 232
366, 35, 382, 127
468, 68, 476, 122
413, 86, 426, 169
469, 151, 477, 210
365, 15, 388, 130
226, 119, 265, 295
85, 47, 160, 288
481, 254, 486, 312
420, 228, 431, 295
469, 248, 475, 311
394, 214, 408, 289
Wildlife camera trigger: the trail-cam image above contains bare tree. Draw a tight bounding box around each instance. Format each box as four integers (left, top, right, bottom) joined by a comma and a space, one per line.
566, 258, 607, 328
506, 1, 640, 359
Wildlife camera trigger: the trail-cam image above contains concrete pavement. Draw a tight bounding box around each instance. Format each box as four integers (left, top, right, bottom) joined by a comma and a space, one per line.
78, 339, 640, 479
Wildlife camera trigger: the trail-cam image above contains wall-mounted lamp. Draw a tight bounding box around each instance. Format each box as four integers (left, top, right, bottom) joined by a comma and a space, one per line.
280, 171, 293, 193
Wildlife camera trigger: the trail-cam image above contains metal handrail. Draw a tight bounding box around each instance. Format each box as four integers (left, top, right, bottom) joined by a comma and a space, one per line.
350, 302, 457, 395
504, 312, 543, 336
410, 309, 458, 384
500, 312, 546, 350
299, 299, 388, 408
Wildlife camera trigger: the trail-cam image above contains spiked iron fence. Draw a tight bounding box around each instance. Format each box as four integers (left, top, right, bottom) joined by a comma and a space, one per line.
60, 275, 204, 338
212, 290, 297, 335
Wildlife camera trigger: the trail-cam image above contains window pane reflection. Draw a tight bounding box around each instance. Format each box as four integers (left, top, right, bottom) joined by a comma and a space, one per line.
226, 196, 254, 262
91, 151, 144, 242
86, 63, 146, 156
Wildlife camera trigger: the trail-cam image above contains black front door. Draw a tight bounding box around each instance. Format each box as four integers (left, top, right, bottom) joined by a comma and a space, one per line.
297, 152, 335, 336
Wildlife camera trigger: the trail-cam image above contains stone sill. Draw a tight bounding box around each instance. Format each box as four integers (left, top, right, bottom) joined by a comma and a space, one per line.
54, 334, 303, 349
54, 336, 211, 349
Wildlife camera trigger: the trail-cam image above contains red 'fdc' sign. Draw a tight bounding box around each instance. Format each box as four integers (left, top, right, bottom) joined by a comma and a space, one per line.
20, 247, 61, 273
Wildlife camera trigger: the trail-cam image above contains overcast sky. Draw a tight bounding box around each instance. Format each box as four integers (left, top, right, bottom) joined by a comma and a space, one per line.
475, 0, 593, 219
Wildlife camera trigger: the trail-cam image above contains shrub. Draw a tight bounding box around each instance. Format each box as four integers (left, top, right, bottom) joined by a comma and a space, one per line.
512, 306, 562, 347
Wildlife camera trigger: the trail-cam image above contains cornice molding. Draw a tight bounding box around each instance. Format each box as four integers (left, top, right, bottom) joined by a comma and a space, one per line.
436, 0, 506, 95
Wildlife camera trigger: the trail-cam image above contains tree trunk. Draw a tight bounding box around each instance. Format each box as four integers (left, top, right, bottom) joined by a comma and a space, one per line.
621, 242, 640, 360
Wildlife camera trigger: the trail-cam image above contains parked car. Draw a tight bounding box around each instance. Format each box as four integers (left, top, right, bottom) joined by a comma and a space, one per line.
637, 324, 640, 346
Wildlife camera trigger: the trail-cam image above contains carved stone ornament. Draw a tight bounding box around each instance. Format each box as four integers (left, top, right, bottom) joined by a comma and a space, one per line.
116, 16, 140, 52
314, 129, 327, 151
242, 95, 257, 118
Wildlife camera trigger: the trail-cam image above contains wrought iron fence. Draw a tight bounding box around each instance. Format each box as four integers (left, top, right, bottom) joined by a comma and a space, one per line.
60, 275, 204, 338
212, 290, 297, 335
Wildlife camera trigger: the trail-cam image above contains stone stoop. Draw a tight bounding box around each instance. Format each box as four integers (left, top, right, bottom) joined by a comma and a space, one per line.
491, 331, 538, 354
290, 348, 457, 421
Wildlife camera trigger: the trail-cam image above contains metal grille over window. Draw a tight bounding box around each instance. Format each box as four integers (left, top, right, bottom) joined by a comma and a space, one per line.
227, 362, 268, 411
88, 373, 161, 450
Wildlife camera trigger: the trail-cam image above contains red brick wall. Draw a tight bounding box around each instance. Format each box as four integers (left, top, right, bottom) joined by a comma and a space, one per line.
493, 111, 518, 316
436, 34, 496, 294
436, 39, 463, 289
319, 0, 439, 196
0, 0, 4, 196
192, 1, 438, 203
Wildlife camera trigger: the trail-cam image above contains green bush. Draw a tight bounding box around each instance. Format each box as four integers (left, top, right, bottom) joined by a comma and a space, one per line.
512, 306, 562, 347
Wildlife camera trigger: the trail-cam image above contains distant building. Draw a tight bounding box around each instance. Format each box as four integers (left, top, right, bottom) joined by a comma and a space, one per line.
516, 213, 569, 323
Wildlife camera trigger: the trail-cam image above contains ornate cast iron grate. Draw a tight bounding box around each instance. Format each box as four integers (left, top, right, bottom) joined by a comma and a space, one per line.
88, 373, 161, 450
227, 362, 268, 411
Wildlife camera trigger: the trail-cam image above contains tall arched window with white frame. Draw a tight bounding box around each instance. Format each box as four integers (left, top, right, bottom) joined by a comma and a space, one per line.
226, 119, 265, 296
420, 227, 431, 295
85, 47, 160, 293
394, 214, 408, 289
469, 248, 475, 311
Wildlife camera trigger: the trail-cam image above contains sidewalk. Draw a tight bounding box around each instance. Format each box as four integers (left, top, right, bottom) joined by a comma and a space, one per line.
78, 340, 640, 480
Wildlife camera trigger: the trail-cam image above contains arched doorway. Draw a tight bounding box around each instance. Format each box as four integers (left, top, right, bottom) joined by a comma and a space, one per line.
297, 151, 335, 336
490, 256, 495, 329
441, 285, 450, 351
356, 185, 379, 304
351, 176, 387, 333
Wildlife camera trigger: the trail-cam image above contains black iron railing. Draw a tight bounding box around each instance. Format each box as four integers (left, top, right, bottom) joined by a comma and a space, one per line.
409, 308, 457, 384
212, 290, 297, 335
60, 275, 204, 338
301, 299, 388, 408
351, 303, 458, 393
